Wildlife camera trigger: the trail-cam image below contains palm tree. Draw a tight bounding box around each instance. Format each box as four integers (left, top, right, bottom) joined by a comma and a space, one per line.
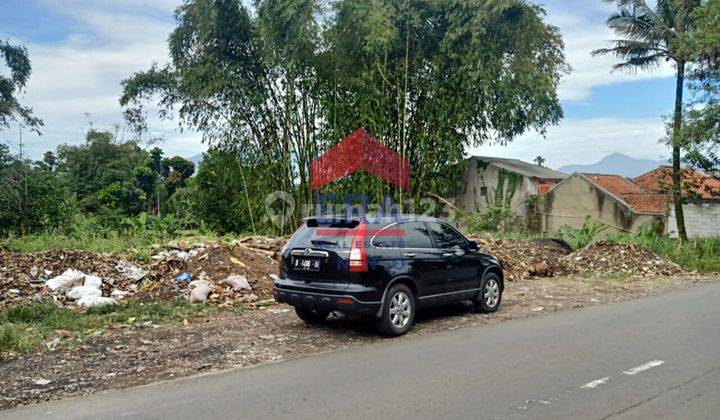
593, 0, 702, 242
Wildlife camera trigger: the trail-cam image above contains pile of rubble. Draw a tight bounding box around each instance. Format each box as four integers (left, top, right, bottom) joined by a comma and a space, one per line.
561, 241, 684, 278
0, 238, 281, 309
0, 234, 687, 308
474, 237, 573, 282
470, 236, 685, 281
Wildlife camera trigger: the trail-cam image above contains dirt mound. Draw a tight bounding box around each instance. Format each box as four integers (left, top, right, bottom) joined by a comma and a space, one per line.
562, 241, 684, 277
475, 237, 573, 282
146, 242, 278, 305
0, 239, 280, 309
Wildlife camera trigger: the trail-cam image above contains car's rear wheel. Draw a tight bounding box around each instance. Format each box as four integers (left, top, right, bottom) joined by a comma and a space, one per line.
474, 273, 502, 313
295, 307, 330, 324
376, 284, 415, 336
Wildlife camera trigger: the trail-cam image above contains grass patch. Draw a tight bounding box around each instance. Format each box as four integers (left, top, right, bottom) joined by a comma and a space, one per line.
0, 300, 239, 356
613, 235, 720, 274
0, 230, 231, 256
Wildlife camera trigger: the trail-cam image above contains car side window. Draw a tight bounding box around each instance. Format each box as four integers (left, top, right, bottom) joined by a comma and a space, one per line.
428, 222, 467, 249
371, 224, 404, 248
397, 221, 433, 249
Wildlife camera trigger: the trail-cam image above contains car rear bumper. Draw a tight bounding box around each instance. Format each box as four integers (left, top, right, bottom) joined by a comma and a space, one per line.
273, 277, 381, 316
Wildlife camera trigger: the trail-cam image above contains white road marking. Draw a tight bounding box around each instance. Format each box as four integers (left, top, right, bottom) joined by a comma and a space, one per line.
623, 360, 666, 376
581, 377, 610, 389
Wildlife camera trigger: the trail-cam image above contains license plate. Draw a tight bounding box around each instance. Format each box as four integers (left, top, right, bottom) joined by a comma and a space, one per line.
294, 258, 321, 272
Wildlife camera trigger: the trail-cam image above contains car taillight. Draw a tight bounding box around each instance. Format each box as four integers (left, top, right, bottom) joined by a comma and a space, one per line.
349, 221, 367, 272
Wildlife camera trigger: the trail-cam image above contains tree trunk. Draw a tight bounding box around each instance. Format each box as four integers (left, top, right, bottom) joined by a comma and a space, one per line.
672, 61, 688, 242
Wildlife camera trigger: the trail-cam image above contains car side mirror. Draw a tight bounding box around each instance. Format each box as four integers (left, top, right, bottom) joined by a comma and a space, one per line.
467, 240, 479, 251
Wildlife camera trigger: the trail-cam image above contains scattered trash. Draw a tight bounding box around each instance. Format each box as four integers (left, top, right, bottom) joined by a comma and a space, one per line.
110, 289, 130, 299
34, 378, 52, 386
116, 260, 147, 282
189, 280, 213, 303
77, 296, 117, 308
45, 338, 61, 351
83, 274, 102, 289
176, 272, 192, 283
223, 275, 251, 292
45, 269, 85, 292
229, 257, 246, 267
66, 285, 102, 301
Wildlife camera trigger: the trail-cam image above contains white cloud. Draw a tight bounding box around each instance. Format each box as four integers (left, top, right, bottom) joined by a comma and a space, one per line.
3, 0, 205, 159
4, 0, 676, 164
468, 117, 670, 169
543, 1, 675, 101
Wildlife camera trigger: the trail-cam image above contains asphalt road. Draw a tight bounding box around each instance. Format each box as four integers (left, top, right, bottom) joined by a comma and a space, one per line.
4, 282, 720, 420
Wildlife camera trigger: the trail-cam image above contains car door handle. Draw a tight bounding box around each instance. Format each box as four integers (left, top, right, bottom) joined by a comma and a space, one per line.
403, 252, 415, 258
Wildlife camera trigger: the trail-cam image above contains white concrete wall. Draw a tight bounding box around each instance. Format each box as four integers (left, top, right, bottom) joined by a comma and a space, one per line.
666, 202, 720, 238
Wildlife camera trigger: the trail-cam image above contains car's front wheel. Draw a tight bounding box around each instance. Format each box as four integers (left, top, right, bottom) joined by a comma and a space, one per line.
376, 284, 415, 336
295, 307, 330, 324
474, 272, 502, 313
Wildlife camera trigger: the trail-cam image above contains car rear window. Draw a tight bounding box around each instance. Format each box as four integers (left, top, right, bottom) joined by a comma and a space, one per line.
288, 219, 359, 249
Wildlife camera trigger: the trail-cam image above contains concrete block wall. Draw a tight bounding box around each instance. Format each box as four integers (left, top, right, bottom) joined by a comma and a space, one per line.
666, 202, 720, 238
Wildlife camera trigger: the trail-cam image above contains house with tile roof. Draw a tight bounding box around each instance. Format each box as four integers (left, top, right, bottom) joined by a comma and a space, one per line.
634, 167, 720, 238
539, 172, 669, 234
455, 156, 568, 229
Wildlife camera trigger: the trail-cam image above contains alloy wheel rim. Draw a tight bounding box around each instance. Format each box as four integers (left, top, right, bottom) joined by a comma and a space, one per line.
389, 291, 411, 328
484, 279, 500, 308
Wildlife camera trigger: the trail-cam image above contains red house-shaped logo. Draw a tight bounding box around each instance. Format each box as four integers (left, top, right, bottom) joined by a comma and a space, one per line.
310, 129, 411, 191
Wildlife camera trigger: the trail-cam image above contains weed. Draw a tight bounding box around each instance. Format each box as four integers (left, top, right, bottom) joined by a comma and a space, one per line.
0, 300, 235, 356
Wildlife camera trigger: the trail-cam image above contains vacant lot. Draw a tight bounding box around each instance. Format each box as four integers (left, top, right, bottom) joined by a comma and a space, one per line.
1, 273, 716, 409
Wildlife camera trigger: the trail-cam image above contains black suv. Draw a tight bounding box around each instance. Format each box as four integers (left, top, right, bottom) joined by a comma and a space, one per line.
273, 215, 503, 336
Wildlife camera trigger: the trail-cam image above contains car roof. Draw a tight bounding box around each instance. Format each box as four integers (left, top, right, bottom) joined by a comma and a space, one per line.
303, 213, 442, 226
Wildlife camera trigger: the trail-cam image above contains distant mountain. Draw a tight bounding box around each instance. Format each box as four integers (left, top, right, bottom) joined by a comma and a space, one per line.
558, 153, 668, 178
187, 153, 203, 169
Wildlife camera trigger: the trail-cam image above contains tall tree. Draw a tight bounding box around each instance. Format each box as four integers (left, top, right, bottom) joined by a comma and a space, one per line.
593, 0, 703, 242
121, 0, 568, 233
682, 0, 720, 173
0, 41, 43, 134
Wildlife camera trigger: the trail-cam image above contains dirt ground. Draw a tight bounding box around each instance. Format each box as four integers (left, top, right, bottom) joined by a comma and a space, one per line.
1, 274, 716, 410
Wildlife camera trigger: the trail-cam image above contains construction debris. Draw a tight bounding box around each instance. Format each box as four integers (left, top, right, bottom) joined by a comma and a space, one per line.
562, 241, 684, 277
470, 236, 685, 281
0, 235, 688, 310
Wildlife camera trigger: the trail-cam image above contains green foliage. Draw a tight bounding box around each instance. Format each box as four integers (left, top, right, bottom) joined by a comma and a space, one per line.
0, 300, 224, 355
593, 0, 705, 242
465, 205, 514, 233
0, 41, 43, 133
57, 129, 150, 214
609, 226, 720, 274
682, 0, 720, 172
191, 148, 279, 234
558, 216, 607, 250
0, 158, 75, 234
121, 0, 568, 233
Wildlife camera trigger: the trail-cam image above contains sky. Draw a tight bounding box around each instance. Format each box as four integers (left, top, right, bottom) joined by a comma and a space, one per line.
0, 0, 678, 169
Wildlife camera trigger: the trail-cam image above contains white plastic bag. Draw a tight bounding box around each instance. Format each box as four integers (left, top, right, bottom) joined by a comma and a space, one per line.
223, 275, 251, 292
83, 274, 102, 289
66, 285, 102, 300
116, 260, 147, 282
77, 296, 117, 308
189, 280, 213, 303
45, 269, 85, 292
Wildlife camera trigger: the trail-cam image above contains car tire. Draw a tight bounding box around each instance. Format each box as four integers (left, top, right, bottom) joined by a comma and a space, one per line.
474, 272, 502, 313
295, 307, 330, 324
376, 284, 415, 337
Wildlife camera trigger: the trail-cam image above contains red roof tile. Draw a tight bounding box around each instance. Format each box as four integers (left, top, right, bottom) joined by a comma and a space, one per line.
582, 173, 668, 214
583, 173, 646, 196
621, 194, 670, 214
635, 167, 720, 200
